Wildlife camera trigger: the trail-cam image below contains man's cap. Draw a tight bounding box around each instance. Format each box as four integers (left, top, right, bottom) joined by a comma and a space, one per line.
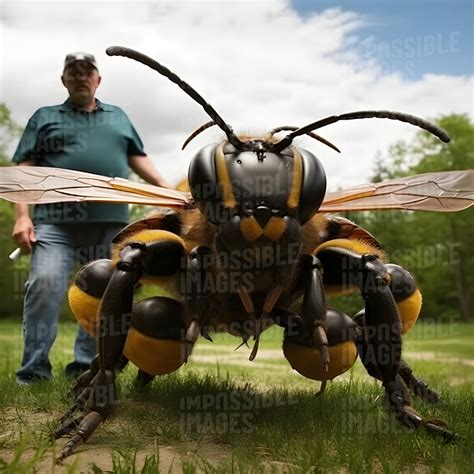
64, 52, 98, 71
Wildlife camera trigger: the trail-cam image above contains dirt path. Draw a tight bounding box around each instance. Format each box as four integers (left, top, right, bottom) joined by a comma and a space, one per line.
191, 346, 474, 368
403, 351, 474, 367
0, 407, 232, 473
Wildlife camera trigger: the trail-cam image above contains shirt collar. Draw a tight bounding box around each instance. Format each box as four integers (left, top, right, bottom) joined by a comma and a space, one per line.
59, 98, 114, 112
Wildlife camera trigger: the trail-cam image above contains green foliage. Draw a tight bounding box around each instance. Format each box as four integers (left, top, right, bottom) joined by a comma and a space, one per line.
0, 435, 51, 474
0, 200, 29, 319
90, 449, 160, 473
0, 103, 22, 166
347, 114, 474, 320
0, 104, 25, 319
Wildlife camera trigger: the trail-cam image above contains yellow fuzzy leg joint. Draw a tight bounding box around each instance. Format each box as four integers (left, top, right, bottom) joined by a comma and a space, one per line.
315, 238, 386, 261
283, 341, 358, 381
112, 229, 185, 265
124, 328, 186, 375
397, 289, 422, 335
68, 285, 100, 337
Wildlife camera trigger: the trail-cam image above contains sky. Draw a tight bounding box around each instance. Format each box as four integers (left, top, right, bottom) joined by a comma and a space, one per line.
1, 0, 472, 189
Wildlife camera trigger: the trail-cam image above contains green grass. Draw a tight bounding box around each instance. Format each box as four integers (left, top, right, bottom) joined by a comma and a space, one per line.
0, 320, 473, 472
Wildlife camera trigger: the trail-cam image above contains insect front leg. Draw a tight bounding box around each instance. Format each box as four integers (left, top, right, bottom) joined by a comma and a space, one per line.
299, 254, 330, 369
67, 259, 119, 393
183, 245, 214, 357
56, 243, 146, 462
67, 259, 147, 390
280, 254, 359, 393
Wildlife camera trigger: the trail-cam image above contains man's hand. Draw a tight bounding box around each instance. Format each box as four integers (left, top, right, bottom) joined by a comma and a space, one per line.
12, 160, 39, 255
12, 214, 37, 254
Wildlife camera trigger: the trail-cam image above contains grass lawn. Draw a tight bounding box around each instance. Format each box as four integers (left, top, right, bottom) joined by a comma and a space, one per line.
0, 318, 473, 473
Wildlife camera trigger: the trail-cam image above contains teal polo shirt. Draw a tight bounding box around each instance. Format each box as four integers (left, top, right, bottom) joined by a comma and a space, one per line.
12, 98, 146, 224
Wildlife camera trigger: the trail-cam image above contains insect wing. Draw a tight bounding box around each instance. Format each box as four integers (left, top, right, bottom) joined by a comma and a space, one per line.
319, 170, 474, 213
0, 166, 193, 209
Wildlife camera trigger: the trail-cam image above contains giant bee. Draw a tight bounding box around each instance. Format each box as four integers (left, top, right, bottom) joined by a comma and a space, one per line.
1, 46, 472, 460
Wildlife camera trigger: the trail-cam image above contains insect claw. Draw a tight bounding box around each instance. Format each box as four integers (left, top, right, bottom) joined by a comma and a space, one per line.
59, 384, 94, 427
56, 411, 103, 463
234, 336, 249, 351
315, 379, 327, 396
248, 315, 263, 361
201, 327, 213, 342
58, 404, 79, 426
249, 338, 260, 362
321, 347, 330, 373
424, 420, 458, 442
185, 320, 200, 342
313, 325, 330, 370
54, 415, 84, 439
184, 320, 200, 362
70, 369, 95, 397
183, 344, 191, 363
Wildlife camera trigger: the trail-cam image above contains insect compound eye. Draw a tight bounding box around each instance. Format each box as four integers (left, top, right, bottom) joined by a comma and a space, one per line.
297, 148, 327, 224
188, 143, 231, 224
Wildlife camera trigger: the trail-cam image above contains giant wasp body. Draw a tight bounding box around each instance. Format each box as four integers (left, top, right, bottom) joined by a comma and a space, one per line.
1, 46, 472, 460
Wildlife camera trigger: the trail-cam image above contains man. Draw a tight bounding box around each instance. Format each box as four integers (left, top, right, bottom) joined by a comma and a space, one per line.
12, 52, 169, 384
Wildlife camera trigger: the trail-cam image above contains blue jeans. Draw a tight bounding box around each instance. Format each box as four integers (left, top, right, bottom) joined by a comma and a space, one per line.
16, 222, 125, 382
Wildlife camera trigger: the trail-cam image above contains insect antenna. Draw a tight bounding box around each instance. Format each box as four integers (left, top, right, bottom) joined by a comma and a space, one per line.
181, 122, 342, 153
106, 46, 246, 150
270, 110, 451, 153
269, 126, 341, 153
182, 120, 216, 150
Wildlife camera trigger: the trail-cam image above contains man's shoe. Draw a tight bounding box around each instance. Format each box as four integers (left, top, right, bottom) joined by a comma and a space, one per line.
65, 361, 90, 379
16, 374, 49, 385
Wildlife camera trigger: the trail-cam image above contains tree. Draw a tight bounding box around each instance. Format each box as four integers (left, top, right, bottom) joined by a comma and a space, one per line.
0, 104, 25, 318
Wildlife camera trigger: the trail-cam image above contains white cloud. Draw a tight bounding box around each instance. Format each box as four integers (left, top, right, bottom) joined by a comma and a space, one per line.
1, 0, 472, 189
